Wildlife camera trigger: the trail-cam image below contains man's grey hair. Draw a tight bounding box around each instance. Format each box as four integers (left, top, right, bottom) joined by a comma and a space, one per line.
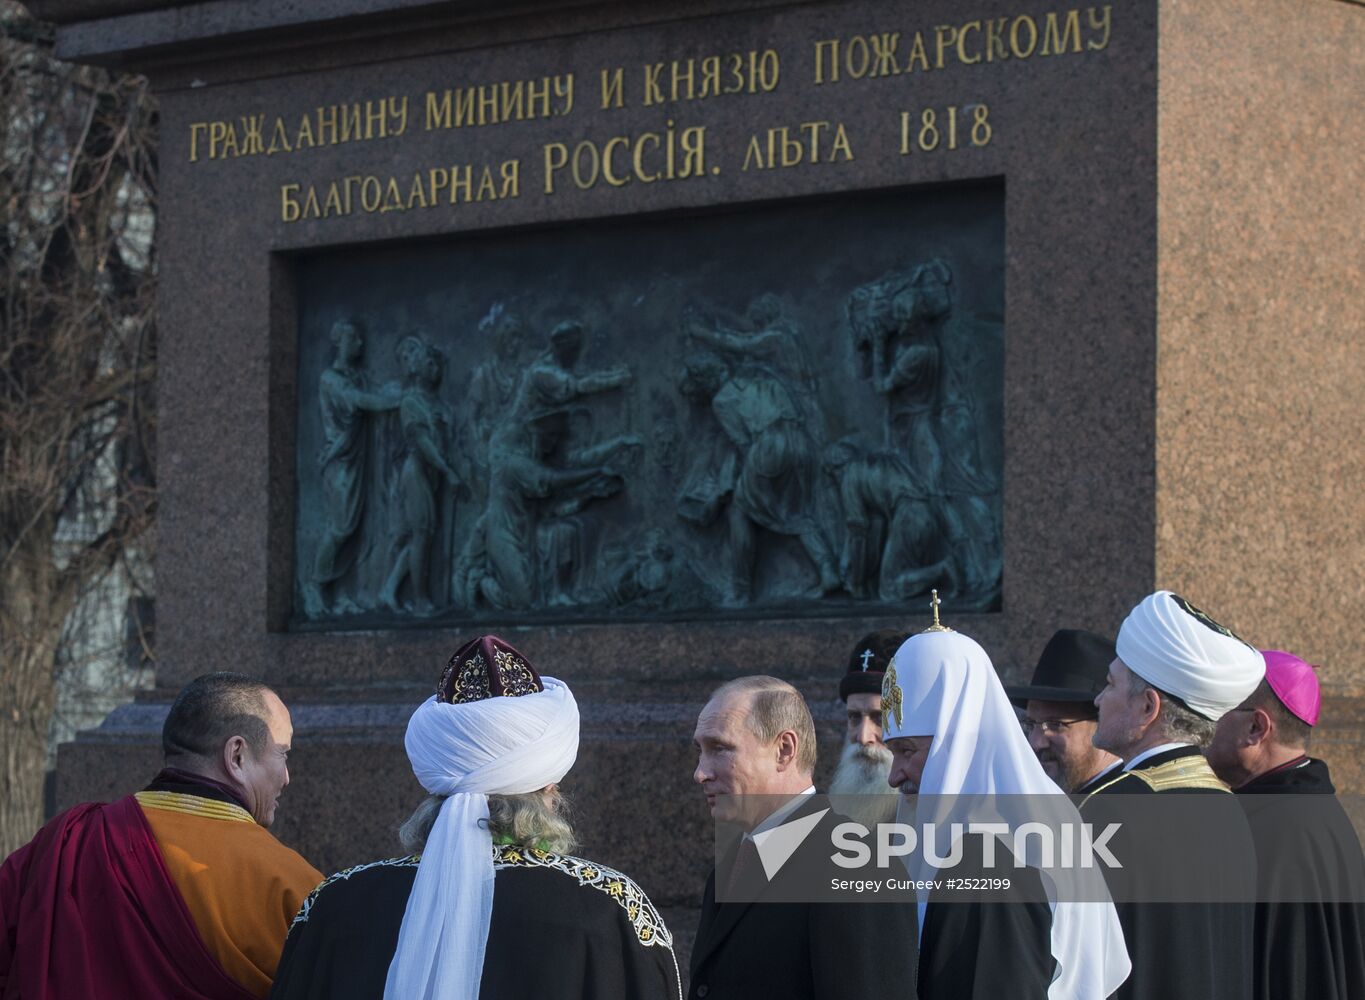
399, 788, 577, 855
1127, 672, 1217, 747
709, 675, 818, 775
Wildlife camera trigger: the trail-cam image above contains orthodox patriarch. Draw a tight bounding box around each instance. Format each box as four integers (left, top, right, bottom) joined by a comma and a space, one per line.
883, 593, 1131, 999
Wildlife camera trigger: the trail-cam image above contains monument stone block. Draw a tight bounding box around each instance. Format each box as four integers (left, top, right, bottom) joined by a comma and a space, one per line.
41, 0, 1362, 909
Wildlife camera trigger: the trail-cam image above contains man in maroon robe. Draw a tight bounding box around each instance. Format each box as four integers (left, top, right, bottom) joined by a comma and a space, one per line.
0, 673, 320, 999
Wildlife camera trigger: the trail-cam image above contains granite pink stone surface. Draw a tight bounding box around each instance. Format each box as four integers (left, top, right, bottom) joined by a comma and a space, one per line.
1155, 0, 1364, 700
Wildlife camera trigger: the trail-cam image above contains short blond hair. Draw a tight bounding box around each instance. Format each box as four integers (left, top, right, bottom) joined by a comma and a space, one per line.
710, 675, 817, 775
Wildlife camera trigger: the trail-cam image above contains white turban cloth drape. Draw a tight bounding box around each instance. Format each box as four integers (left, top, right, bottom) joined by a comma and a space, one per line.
884, 631, 1131, 1000
383, 677, 580, 1000
1115, 590, 1265, 721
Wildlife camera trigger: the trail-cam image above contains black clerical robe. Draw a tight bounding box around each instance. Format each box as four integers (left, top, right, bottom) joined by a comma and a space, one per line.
1237, 757, 1365, 1000
689, 798, 919, 999
269, 845, 681, 1000
917, 835, 1054, 999
1081, 745, 1254, 1000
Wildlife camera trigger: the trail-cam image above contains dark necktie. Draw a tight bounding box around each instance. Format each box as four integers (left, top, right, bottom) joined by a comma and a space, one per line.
723, 837, 761, 900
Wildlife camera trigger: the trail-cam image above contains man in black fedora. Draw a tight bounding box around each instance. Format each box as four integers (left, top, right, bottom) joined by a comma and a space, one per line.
1006, 629, 1122, 794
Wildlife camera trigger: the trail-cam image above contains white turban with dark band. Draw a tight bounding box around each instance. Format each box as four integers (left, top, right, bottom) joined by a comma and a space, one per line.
1115, 591, 1265, 721
384, 677, 580, 1000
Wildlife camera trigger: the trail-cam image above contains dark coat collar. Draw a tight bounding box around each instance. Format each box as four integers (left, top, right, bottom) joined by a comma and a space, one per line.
1237, 756, 1332, 794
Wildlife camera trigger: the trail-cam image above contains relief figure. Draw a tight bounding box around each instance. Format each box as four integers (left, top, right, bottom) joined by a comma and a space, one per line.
489, 320, 632, 450
604, 528, 677, 607
465, 320, 637, 610
536, 414, 642, 608
466, 309, 523, 472
676, 349, 839, 606
847, 258, 1001, 604
822, 438, 960, 602
301, 319, 400, 619
684, 293, 824, 438
379, 335, 463, 614
889, 261, 1000, 603
463, 409, 633, 610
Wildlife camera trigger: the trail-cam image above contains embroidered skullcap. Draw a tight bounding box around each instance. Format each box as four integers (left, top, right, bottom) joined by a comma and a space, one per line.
1261, 649, 1321, 727
1115, 591, 1265, 721
438, 635, 543, 704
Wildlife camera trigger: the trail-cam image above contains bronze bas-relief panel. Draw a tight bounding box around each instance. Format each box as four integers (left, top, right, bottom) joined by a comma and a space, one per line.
292, 182, 1002, 628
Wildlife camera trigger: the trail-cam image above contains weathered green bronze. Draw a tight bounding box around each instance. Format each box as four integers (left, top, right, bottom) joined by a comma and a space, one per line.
293, 185, 1003, 625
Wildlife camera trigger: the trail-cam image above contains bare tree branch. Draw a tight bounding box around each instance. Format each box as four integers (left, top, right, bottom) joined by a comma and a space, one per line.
0, 1, 157, 854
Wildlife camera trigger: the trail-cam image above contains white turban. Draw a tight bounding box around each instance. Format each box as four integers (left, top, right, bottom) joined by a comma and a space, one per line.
384, 678, 580, 1000
1115, 591, 1265, 721
884, 630, 1131, 999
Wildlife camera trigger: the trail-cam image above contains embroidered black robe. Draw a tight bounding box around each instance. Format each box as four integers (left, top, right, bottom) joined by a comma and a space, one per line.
269, 845, 681, 1000
1081, 745, 1255, 1000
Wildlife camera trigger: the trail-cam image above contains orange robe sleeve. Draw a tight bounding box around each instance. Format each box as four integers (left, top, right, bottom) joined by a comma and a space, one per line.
137, 794, 323, 998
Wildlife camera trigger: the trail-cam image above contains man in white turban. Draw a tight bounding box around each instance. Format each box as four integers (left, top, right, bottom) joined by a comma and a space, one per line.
1085, 590, 1265, 1000
269, 635, 682, 1000
882, 602, 1131, 999
1092, 591, 1266, 777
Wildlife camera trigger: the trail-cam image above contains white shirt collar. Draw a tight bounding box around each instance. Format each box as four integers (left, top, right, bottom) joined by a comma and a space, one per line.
747, 785, 816, 839
1124, 742, 1190, 771
1085, 759, 1124, 785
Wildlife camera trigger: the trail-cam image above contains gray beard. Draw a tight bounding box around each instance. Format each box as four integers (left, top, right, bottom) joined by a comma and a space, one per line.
828, 743, 898, 828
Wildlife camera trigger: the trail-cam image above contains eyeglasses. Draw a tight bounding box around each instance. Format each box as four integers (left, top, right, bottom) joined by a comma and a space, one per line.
1019, 718, 1091, 735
